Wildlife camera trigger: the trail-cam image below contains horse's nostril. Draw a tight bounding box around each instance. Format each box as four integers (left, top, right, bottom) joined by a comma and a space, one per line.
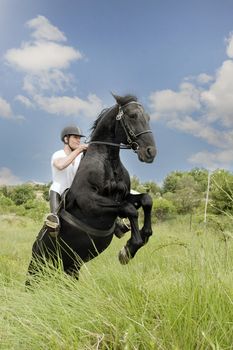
146, 146, 156, 158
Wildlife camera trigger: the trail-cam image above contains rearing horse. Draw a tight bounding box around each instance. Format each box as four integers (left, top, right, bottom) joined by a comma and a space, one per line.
27, 94, 156, 280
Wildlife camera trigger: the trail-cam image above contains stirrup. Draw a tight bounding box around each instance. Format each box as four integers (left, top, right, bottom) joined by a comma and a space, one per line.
45, 213, 60, 230
122, 218, 131, 230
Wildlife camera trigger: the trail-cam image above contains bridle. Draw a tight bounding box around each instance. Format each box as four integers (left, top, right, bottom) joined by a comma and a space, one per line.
116, 101, 152, 151
89, 101, 152, 152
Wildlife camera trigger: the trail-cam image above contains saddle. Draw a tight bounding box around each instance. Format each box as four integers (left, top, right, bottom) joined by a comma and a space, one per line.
42, 189, 128, 240
53, 189, 116, 238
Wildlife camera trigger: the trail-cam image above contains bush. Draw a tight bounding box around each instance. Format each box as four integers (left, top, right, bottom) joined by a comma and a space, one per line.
0, 194, 14, 207
210, 170, 233, 215
8, 185, 36, 206
152, 197, 176, 222
0, 192, 48, 222
22, 199, 48, 222
42, 184, 50, 202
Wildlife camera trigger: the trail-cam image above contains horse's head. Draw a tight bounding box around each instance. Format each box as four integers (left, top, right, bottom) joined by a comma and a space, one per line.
113, 94, 156, 163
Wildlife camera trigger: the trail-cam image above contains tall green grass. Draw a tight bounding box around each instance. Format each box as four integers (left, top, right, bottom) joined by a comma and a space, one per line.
0, 214, 233, 349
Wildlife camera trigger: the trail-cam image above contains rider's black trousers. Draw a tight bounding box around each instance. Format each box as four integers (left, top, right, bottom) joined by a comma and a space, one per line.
49, 190, 61, 214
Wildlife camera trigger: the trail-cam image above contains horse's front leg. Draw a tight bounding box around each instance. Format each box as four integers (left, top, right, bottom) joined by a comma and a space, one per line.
128, 193, 153, 244
118, 203, 143, 265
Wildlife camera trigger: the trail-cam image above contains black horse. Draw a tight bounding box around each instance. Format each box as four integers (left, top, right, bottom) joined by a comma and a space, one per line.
27, 94, 156, 281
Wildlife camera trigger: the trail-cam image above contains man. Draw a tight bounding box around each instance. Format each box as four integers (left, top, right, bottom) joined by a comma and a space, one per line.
45, 125, 88, 232
45, 125, 130, 237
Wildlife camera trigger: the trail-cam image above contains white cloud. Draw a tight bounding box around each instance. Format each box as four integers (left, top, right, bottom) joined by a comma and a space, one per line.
3, 15, 104, 120
149, 82, 201, 120
0, 97, 13, 118
0, 96, 25, 121
15, 95, 35, 108
226, 32, 233, 58
184, 73, 214, 85
201, 60, 233, 127
149, 30, 233, 170
33, 94, 104, 118
189, 149, 233, 171
4, 16, 82, 98
26, 15, 66, 42
196, 73, 214, 84
168, 116, 225, 149
0, 167, 22, 185
5, 41, 82, 73
23, 70, 73, 95
14, 115, 26, 122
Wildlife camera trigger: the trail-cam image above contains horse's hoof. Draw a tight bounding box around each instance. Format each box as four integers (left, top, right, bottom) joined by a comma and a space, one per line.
118, 246, 131, 265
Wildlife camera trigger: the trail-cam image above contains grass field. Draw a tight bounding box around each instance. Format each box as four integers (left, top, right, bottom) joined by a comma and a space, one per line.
0, 214, 233, 349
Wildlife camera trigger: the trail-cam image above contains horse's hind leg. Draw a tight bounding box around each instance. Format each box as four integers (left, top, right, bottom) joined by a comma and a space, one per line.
26, 241, 46, 287
25, 229, 57, 287
64, 264, 80, 280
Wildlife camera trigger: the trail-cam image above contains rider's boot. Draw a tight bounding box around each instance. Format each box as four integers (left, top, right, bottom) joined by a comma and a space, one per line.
114, 218, 131, 238
44, 190, 61, 237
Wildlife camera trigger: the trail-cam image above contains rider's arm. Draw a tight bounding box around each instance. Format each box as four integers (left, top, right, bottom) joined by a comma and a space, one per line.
53, 144, 88, 170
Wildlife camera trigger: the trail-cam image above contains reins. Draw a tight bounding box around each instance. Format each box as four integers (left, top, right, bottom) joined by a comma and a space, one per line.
88, 141, 131, 149
89, 101, 152, 152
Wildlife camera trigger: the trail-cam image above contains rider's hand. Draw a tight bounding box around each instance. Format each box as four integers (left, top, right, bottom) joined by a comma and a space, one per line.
79, 144, 89, 152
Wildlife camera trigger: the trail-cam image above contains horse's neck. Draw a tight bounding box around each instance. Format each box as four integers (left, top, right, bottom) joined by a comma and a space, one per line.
91, 106, 118, 142
89, 107, 122, 160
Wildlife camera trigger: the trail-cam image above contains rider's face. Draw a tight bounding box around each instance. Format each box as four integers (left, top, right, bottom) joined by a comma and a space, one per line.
68, 135, 81, 149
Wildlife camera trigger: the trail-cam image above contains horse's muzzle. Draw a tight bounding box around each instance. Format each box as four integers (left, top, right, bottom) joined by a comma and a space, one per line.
137, 146, 157, 163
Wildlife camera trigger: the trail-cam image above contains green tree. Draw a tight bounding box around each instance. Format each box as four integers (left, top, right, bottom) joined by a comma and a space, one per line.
162, 171, 184, 193
188, 168, 209, 192
42, 183, 51, 201
24, 198, 49, 222
210, 170, 233, 215
0, 193, 14, 207
172, 175, 202, 215
9, 184, 36, 206
143, 181, 161, 196
152, 197, 176, 222
130, 176, 146, 193
0, 185, 9, 197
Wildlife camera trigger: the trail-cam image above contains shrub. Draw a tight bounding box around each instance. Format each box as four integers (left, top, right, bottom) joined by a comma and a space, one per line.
42, 185, 50, 202
0, 194, 14, 207
23, 199, 49, 222
0, 192, 48, 222
210, 170, 233, 215
152, 197, 176, 222
8, 185, 36, 206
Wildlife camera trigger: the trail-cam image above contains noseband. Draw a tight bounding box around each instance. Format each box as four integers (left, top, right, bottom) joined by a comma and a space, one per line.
89, 101, 152, 152
116, 101, 152, 152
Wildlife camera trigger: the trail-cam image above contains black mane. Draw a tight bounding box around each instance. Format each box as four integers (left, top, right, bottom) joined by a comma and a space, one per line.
90, 94, 138, 133
90, 108, 111, 133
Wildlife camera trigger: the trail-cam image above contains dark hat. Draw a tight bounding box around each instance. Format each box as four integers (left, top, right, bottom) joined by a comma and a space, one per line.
61, 126, 85, 141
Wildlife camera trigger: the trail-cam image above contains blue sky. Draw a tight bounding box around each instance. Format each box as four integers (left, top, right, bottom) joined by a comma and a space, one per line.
0, 0, 233, 185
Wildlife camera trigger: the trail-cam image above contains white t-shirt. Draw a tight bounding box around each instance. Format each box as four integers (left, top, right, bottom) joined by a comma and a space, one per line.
50, 149, 82, 195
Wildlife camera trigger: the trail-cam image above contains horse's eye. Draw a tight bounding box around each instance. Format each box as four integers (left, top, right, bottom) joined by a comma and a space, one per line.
129, 113, 138, 119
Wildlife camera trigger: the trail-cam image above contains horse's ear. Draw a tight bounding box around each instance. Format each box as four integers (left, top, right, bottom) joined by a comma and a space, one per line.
111, 92, 124, 105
